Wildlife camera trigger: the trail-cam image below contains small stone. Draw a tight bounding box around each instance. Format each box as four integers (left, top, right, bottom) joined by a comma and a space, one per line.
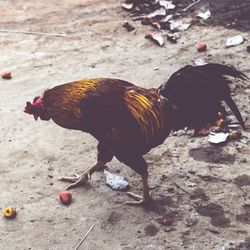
186, 217, 198, 227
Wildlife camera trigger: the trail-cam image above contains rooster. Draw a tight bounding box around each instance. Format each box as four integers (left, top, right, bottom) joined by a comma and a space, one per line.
24, 63, 246, 205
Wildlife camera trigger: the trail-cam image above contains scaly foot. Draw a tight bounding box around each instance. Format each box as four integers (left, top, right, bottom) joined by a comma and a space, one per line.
124, 192, 154, 206
58, 172, 89, 190
58, 161, 107, 190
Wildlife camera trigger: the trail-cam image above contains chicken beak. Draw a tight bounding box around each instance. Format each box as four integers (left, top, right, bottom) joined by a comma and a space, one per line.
34, 115, 38, 121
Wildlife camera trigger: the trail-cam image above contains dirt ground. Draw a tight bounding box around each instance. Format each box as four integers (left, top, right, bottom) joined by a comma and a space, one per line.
0, 0, 250, 249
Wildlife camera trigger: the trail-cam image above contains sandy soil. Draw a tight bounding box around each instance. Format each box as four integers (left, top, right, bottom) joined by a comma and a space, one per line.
0, 1, 250, 249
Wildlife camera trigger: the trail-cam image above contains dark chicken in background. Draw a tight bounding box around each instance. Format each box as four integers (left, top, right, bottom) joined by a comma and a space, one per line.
24, 63, 246, 205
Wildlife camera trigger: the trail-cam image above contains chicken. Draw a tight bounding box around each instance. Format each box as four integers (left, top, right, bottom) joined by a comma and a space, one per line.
24, 63, 246, 205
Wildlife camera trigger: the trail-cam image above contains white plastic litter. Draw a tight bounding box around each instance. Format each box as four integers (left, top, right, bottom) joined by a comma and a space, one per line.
194, 58, 207, 66
184, 181, 197, 187
147, 8, 166, 18
197, 10, 211, 20
122, 3, 134, 10
162, 14, 173, 22
104, 170, 129, 191
226, 35, 245, 48
158, 0, 176, 10
170, 20, 191, 31
208, 132, 229, 144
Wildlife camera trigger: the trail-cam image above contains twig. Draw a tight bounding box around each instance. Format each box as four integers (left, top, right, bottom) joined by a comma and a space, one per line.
172, 181, 189, 194
182, 0, 201, 12
75, 225, 95, 250
167, 177, 189, 194
238, 186, 247, 200
34, 64, 53, 68
0, 29, 67, 37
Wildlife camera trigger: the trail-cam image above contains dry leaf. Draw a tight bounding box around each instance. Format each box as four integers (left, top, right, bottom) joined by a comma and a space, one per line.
145, 33, 164, 47
147, 8, 166, 18
159, 0, 176, 10
122, 2, 134, 10
197, 10, 211, 20
170, 20, 191, 31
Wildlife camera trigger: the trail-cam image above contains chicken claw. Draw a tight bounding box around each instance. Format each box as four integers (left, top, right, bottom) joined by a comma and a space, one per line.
124, 175, 154, 206
58, 161, 107, 190
124, 192, 154, 206
58, 172, 89, 190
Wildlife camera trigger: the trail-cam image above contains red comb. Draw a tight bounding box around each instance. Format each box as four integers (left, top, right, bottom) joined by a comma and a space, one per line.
24, 101, 33, 114
24, 96, 42, 114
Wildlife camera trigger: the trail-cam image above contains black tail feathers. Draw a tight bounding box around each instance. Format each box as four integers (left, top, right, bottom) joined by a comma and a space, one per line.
225, 95, 246, 130
195, 63, 247, 81
158, 63, 246, 130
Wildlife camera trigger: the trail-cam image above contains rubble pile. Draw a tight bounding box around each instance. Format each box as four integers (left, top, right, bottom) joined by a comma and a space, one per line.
122, 0, 210, 45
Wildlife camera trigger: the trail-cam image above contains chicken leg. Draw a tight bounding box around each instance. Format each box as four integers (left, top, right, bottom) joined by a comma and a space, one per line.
125, 174, 154, 205
58, 161, 106, 190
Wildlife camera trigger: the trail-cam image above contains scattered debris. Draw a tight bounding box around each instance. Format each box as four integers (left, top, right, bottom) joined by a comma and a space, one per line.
104, 170, 129, 191
75, 225, 95, 250
171, 180, 189, 194
153, 67, 160, 70
166, 33, 180, 43
0, 29, 67, 37
186, 217, 198, 227
197, 175, 220, 182
226, 34, 245, 48
161, 216, 174, 226
208, 130, 242, 144
122, 0, 194, 44
147, 8, 166, 19
184, 181, 197, 187
59, 191, 72, 205
162, 14, 173, 22
197, 10, 211, 20
123, 20, 135, 32
182, 0, 201, 12
206, 228, 220, 234
158, 211, 178, 226
170, 20, 191, 31
194, 58, 207, 66
158, 0, 176, 10
229, 130, 241, 140
208, 132, 229, 144
122, 2, 134, 11
34, 63, 53, 68
145, 33, 164, 46
197, 42, 207, 52
3, 207, 16, 219
2, 71, 12, 79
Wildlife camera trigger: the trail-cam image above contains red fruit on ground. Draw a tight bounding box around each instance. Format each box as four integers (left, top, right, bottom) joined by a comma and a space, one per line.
59, 191, 72, 205
197, 43, 207, 52
2, 71, 12, 79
